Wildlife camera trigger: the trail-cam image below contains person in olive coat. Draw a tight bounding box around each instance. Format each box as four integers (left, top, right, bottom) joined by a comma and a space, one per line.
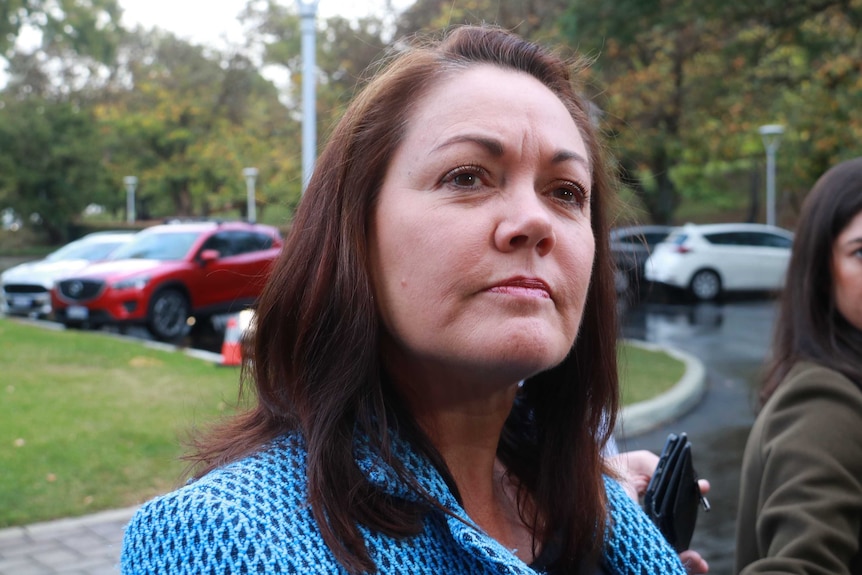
735, 157, 862, 574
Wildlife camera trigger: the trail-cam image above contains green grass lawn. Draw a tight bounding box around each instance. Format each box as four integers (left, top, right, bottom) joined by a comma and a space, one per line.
0, 319, 684, 528
0, 319, 245, 528
618, 342, 687, 405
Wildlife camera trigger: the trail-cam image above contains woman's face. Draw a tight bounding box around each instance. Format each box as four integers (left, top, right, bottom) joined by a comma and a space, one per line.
369, 65, 595, 387
833, 209, 862, 331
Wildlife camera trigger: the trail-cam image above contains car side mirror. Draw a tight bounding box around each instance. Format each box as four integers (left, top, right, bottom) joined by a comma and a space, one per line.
199, 249, 220, 264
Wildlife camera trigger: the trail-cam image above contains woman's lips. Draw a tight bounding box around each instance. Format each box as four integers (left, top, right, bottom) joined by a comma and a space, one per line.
486, 277, 552, 299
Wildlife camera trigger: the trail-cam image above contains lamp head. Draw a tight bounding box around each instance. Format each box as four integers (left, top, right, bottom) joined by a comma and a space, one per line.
758, 124, 785, 149
758, 124, 785, 137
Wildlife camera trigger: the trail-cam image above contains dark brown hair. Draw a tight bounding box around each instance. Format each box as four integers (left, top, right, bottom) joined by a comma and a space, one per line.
761, 156, 862, 405
188, 25, 619, 573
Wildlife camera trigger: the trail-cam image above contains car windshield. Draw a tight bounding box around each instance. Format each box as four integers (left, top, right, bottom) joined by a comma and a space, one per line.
643, 232, 670, 246
110, 231, 201, 261
45, 238, 129, 262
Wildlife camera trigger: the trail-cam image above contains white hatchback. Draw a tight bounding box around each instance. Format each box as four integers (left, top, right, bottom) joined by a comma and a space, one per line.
644, 223, 794, 301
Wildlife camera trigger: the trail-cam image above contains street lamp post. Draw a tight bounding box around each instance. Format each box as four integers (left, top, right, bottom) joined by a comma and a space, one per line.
243, 167, 258, 224
299, 0, 319, 192
758, 124, 785, 227
123, 176, 138, 223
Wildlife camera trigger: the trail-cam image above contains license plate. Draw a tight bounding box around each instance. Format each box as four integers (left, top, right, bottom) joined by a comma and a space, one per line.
67, 306, 89, 320
11, 296, 32, 308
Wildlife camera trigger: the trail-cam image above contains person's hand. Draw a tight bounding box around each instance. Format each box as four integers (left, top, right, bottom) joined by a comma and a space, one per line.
607, 449, 658, 501
607, 450, 712, 574
607, 449, 711, 502
679, 549, 709, 574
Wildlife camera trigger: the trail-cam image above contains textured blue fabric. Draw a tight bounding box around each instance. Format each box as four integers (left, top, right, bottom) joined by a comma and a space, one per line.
121, 433, 686, 574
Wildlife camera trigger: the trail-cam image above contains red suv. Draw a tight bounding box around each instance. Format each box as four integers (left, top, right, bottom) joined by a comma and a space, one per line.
51, 221, 283, 341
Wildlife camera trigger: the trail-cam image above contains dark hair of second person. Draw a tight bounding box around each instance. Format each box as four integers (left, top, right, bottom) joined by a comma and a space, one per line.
760, 156, 862, 406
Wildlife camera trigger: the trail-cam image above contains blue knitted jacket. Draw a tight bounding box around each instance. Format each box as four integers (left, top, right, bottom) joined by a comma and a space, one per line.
121, 433, 685, 574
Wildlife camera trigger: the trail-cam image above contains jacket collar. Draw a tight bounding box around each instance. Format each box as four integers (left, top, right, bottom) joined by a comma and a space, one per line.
353, 429, 540, 574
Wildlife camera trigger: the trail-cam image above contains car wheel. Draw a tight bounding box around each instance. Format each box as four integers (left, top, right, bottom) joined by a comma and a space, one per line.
147, 288, 190, 342
689, 269, 722, 301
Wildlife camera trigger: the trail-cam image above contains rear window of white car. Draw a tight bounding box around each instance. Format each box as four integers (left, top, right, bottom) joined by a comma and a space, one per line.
669, 233, 689, 246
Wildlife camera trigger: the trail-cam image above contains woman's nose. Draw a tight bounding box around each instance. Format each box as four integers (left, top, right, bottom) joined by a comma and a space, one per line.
493, 188, 555, 256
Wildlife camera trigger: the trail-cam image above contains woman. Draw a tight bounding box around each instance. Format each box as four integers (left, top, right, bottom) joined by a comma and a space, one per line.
122, 26, 687, 574
735, 157, 862, 574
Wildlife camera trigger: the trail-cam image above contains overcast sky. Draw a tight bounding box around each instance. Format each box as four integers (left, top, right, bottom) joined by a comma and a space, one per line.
119, 0, 408, 49
0, 1, 411, 87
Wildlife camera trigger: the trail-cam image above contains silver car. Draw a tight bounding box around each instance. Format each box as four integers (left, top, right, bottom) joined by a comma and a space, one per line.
1, 231, 134, 317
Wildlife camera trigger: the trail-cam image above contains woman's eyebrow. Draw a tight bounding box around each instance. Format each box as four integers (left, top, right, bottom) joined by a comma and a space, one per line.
552, 149, 590, 169
432, 134, 504, 156
432, 134, 590, 170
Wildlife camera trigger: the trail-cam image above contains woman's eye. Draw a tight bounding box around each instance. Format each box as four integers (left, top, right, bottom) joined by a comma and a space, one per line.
551, 182, 588, 208
443, 165, 487, 189
453, 172, 478, 187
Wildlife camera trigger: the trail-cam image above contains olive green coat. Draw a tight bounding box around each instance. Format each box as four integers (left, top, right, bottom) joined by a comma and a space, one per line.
736, 362, 862, 574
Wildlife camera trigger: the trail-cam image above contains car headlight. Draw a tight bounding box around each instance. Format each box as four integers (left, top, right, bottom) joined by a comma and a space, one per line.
112, 276, 151, 290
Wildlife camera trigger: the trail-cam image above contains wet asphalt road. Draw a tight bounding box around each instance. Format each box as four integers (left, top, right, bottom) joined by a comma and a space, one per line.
618, 294, 779, 575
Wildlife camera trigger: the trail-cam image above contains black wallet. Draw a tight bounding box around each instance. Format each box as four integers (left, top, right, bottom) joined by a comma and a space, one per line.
643, 432, 710, 552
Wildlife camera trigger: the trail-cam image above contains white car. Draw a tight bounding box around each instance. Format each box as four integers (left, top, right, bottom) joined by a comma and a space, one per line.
644, 223, 794, 301
1, 231, 135, 317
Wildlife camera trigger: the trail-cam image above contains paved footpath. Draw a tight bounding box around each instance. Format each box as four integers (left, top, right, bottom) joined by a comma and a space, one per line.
0, 507, 137, 575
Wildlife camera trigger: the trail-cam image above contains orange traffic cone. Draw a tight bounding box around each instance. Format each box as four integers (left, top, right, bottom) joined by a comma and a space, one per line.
220, 314, 243, 366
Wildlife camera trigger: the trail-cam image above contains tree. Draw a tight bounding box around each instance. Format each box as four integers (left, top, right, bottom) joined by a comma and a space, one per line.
558, 0, 732, 223
1, 0, 121, 57
0, 0, 124, 242
561, 0, 862, 225
395, 0, 565, 38
96, 28, 299, 220
241, 0, 391, 146
0, 96, 108, 242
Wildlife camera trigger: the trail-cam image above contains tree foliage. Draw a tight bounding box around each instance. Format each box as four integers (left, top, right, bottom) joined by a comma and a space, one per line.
395, 0, 564, 37
2, 0, 861, 242
96, 29, 299, 220
560, 0, 862, 225
1, 20, 302, 239
0, 96, 108, 242
241, 0, 390, 142
393, 0, 862, 226
1, 0, 122, 59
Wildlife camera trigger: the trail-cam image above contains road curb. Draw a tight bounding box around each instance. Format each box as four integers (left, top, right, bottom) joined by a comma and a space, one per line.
616, 338, 707, 439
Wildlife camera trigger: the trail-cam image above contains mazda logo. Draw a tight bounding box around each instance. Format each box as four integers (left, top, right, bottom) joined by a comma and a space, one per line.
68, 281, 84, 297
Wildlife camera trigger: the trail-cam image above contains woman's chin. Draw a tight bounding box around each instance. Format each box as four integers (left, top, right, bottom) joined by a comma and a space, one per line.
477, 340, 570, 381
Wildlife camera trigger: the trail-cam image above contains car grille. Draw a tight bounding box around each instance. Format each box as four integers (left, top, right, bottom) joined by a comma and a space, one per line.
3, 284, 48, 294
57, 279, 105, 301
